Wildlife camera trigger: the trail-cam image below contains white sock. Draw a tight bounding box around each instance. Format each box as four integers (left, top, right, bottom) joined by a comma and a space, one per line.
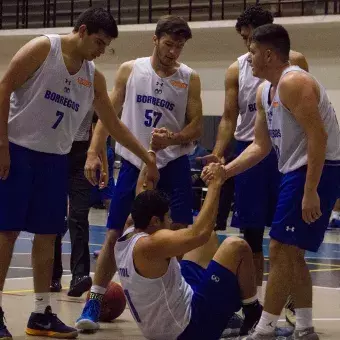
242, 294, 258, 305
257, 286, 263, 303
0, 291, 2, 307
331, 210, 340, 221
90, 285, 106, 295
34, 293, 50, 313
296, 308, 313, 330
255, 311, 280, 335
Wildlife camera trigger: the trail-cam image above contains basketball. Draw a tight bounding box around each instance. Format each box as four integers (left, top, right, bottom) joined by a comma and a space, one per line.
86, 282, 126, 322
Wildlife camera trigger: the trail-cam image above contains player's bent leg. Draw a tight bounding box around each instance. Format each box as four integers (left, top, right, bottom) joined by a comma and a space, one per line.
182, 231, 219, 269
76, 229, 122, 332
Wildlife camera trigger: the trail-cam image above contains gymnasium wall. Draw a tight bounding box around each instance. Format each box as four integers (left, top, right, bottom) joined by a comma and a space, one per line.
0, 15, 339, 122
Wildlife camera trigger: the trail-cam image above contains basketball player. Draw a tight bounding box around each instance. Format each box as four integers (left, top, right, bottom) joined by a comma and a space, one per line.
203, 24, 340, 340
197, 5, 308, 323
114, 159, 265, 340
0, 8, 159, 339
76, 15, 202, 330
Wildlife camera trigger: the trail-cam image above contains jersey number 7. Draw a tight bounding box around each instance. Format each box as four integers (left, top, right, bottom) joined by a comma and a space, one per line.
51, 111, 64, 129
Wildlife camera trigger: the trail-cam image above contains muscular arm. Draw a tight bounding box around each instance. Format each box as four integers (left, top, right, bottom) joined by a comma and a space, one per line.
289, 50, 309, 72
88, 61, 133, 155
169, 71, 202, 145
0, 37, 50, 145
136, 179, 222, 259
222, 83, 272, 178
279, 72, 326, 194
213, 61, 239, 158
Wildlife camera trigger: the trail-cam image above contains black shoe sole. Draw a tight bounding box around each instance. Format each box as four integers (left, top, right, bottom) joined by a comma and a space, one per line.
67, 277, 92, 297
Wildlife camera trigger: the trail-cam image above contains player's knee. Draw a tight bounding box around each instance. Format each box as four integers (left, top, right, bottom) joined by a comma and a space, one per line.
221, 236, 251, 256
268, 239, 285, 262
106, 228, 122, 246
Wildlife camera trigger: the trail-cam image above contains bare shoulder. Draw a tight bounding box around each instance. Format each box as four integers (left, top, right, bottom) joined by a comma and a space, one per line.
16, 35, 51, 62
280, 71, 315, 90
289, 49, 309, 71
226, 60, 239, 83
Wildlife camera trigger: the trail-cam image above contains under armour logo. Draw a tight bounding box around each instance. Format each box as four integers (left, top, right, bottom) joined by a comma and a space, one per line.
154, 81, 163, 95
267, 110, 273, 124
65, 78, 71, 86
156, 81, 163, 87
211, 275, 220, 283
286, 226, 295, 232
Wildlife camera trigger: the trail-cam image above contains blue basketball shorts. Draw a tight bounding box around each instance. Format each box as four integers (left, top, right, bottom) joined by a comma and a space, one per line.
231, 141, 282, 229
107, 155, 193, 230
178, 260, 241, 340
0, 142, 68, 234
270, 162, 340, 252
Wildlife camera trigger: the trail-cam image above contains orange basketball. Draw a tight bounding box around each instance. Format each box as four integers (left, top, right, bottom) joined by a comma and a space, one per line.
86, 281, 126, 322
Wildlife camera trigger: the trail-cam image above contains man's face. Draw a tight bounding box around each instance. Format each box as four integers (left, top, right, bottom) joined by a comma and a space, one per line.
153, 34, 186, 67
239, 25, 253, 50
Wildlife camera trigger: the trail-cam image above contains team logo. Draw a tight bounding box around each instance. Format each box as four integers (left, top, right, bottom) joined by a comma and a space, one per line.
77, 77, 92, 88
154, 81, 163, 95
211, 275, 220, 283
286, 226, 295, 232
170, 80, 187, 89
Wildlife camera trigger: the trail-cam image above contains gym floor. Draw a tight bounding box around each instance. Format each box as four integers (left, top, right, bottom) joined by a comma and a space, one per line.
3, 208, 340, 339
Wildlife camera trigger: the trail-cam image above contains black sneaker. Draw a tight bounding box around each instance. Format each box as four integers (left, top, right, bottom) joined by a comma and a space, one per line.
0, 308, 12, 340
67, 276, 92, 297
50, 279, 62, 293
26, 306, 78, 338
240, 301, 263, 336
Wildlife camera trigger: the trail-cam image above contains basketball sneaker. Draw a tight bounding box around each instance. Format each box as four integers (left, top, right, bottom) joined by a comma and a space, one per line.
0, 308, 12, 340
294, 327, 319, 339
75, 299, 101, 332
220, 313, 243, 338
26, 306, 78, 338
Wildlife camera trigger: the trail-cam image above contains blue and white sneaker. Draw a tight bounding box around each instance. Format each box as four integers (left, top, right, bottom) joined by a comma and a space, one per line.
75, 299, 101, 332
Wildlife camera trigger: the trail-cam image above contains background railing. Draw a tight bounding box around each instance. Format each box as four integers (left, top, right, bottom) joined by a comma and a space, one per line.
0, 0, 339, 29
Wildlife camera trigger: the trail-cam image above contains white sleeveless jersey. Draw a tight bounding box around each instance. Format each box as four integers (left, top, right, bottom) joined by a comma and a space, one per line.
74, 108, 94, 142
115, 227, 193, 340
234, 53, 263, 142
116, 57, 194, 169
8, 34, 95, 154
262, 66, 340, 173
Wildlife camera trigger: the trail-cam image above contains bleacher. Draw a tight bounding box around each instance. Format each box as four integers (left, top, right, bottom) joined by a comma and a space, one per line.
0, 0, 339, 30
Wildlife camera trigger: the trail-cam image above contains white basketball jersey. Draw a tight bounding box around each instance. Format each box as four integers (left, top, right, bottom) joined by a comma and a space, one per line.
116, 57, 194, 169
115, 227, 193, 340
8, 34, 95, 154
262, 66, 340, 173
234, 53, 263, 142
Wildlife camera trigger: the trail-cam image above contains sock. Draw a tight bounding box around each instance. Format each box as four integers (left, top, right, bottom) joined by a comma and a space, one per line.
295, 308, 313, 331
255, 311, 280, 335
0, 291, 2, 307
34, 293, 50, 314
242, 295, 258, 306
257, 286, 263, 303
331, 210, 340, 220
89, 285, 106, 302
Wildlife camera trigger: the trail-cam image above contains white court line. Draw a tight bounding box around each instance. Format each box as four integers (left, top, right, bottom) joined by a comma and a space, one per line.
313, 286, 340, 290
6, 274, 73, 281
13, 253, 72, 255
279, 318, 340, 322
9, 266, 71, 272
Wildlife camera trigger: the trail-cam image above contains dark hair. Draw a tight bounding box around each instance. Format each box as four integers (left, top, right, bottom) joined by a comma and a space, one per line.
251, 24, 290, 62
236, 5, 273, 32
131, 190, 170, 230
74, 7, 118, 38
155, 15, 192, 41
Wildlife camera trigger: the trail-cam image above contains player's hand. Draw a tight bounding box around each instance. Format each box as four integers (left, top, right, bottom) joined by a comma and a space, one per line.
302, 189, 322, 224
151, 128, 173, 151
201, 163, 227, 186
0, 140, 10, 180
84, 152, 102, 186
196, 154, 223, 167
